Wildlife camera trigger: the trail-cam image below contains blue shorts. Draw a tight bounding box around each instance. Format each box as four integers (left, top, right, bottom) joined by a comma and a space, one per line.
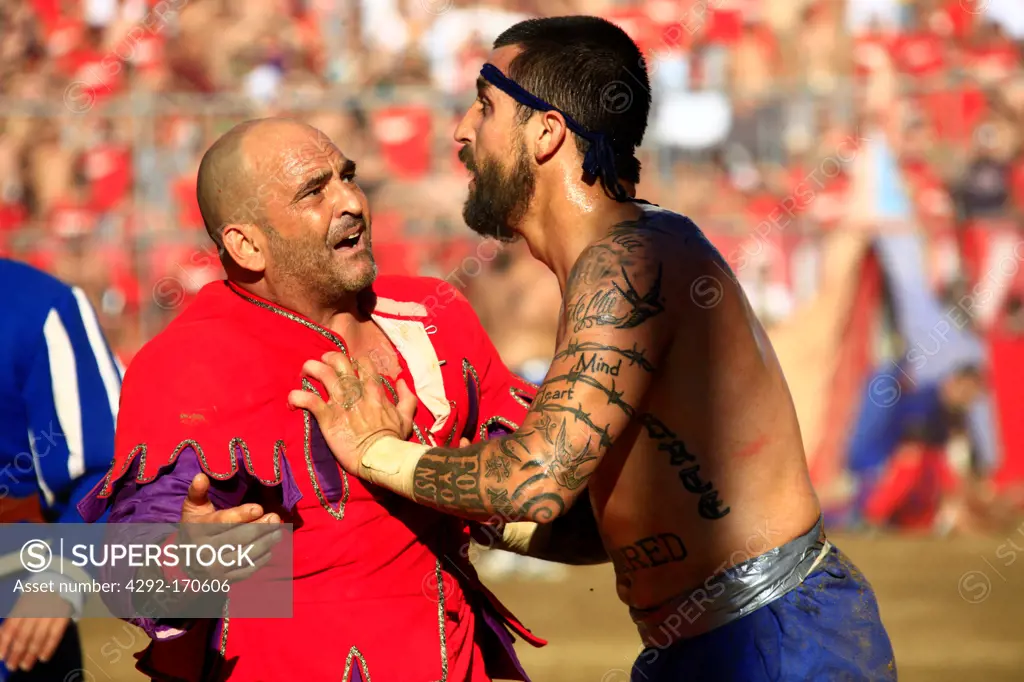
630, 545, 897, 681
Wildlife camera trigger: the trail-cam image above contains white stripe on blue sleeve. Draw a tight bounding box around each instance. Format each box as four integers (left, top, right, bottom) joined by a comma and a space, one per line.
71, 287, 121, 421
42, 308, 85, 481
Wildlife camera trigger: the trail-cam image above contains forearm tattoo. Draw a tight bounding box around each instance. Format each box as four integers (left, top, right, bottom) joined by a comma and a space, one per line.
410, 218, 729, 523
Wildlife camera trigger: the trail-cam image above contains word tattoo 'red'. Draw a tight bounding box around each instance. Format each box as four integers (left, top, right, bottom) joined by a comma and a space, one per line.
611, 533, 688, 574
640, 414, 730, 520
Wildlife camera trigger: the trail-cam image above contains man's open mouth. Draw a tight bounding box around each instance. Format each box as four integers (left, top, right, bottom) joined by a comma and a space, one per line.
334, 226, 364, 249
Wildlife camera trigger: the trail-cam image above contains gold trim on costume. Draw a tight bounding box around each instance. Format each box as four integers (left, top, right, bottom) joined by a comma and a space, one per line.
301, 379, 350, 520
509, 386, 533, 409
228, 284, 351, 356
412, 424, 430, 445
380, 377, 399, 403
97, 438, 286, 498
461, 359, 480, 392
434, 559, 449, 682
342, 646, 373, 682
219, 600, 230, 656
478, 415, 520, 441
442, 401, 458, 447
232, 437, 285, 487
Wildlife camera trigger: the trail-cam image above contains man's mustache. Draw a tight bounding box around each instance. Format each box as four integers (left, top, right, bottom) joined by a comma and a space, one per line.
458, 146, 476, 173
327, 216, 367, 243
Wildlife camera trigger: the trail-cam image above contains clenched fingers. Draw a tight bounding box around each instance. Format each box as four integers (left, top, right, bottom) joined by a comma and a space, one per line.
321, 351, 354, 377
0, 618, 21, 668
299, 360, 343, 403
287, 387, 327, 416
223, 550, 274, 582
1, 619, 32, 671
35, 619, 65, 667
20, 618, 54, 671
205, 504, 268, 528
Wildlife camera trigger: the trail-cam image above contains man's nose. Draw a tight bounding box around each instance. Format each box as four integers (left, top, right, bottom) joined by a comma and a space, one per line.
331, 179, 363, 218
454, 108, 475, 146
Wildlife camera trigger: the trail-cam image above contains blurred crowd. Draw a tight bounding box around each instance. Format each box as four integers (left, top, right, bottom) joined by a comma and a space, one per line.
2, 1, 1024, 542
1, 0, 1023, 364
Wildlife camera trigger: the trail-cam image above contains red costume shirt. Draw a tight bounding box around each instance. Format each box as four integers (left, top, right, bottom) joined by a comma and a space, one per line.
79, 277, 544, 681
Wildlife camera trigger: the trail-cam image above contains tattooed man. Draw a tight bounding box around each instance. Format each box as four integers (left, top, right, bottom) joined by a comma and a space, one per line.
289, 16, 897, 682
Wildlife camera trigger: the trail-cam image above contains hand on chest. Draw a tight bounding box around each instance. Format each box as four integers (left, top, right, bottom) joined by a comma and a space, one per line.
293, 323, 483, 518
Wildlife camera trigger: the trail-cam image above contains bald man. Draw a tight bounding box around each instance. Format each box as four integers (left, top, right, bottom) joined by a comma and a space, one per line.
77, 118, 549, 682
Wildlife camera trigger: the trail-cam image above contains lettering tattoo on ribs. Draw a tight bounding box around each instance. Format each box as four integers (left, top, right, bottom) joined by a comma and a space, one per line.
640, 414, 730, 520
611, 533, 688, 574
544, 339, 729, 516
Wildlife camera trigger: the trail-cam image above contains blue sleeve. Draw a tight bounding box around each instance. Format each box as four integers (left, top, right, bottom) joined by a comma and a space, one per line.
20, 286, 122, 523
846, 370, 902, 472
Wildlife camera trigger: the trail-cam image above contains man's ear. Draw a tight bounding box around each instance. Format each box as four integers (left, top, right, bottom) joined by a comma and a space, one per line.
534, 110, 568, 164
221, 223, 267, 273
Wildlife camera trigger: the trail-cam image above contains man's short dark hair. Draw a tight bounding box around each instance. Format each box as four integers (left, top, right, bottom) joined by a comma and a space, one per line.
494, 16, 651, 184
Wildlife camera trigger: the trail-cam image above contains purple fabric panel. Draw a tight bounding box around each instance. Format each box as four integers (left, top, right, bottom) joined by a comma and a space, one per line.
88, 446, 302, 640
109, 448, 250, 523
78, 444, 303, 522
463, 370, 480, 441
95, 447, 249, 636
77, 477, 115, 523
479, 606, 531, 682
309, 423, 345, 503
350, 665, 364, 682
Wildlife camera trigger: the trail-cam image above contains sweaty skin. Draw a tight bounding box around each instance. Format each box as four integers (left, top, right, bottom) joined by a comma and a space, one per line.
300, 210, 822, 611
292, 42, 822, 612
408, 215, 820, 609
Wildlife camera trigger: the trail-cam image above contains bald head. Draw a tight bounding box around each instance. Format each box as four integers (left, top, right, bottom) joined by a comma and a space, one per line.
196, 117, 323, 251
194, 117, 375, 308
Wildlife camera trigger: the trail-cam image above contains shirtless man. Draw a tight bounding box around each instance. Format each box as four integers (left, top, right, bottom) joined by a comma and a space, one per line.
288, 16, 897, 682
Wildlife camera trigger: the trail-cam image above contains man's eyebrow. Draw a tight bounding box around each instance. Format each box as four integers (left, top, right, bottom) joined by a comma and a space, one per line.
293, 168, 331, 201
476, 76, 492, 98
340, 159, 357, 177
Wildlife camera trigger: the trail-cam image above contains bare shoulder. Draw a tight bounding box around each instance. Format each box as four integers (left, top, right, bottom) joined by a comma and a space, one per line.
564, 209, 737, 332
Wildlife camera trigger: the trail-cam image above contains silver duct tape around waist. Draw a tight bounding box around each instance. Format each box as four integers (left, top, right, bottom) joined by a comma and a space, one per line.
631, 516, 830, 648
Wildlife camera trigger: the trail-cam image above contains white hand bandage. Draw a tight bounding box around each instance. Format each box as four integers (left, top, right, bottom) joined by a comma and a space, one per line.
360, 437, 431, 499
493, 522, 539, 555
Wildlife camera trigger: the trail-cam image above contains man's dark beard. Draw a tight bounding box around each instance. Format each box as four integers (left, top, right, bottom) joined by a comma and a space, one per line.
460, 140, 535, 241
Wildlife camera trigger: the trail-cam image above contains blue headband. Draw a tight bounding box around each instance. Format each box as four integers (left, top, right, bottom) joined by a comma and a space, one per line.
480, 63, 628, 201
